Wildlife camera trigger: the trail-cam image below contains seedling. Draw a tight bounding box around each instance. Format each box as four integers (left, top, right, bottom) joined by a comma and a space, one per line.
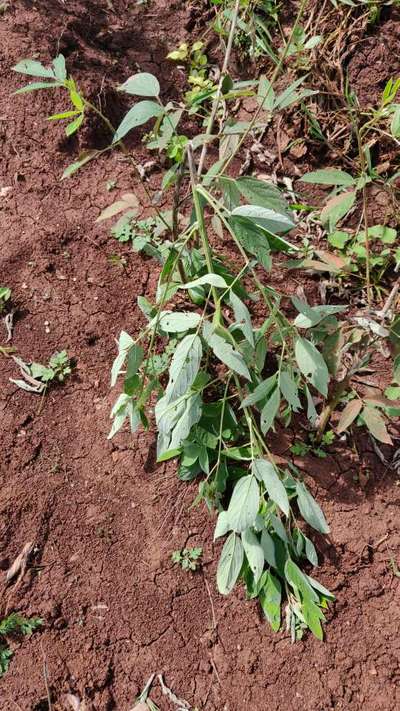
10, 350, 72, 394
291, 431, 335, 459
0, 613, 43, 677
171, 547, 203, 571
0, 286, 11, 314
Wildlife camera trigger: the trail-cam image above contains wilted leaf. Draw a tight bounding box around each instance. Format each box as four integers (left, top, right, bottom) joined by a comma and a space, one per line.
337, 399, 362, 433
6, 542, 34, 583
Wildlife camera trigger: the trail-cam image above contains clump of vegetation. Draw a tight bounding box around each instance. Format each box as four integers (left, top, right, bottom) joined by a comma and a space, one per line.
10, 350, 72, 394
171, 547, 203, 572
12, 0, 400, 642
0, 613, 43, 677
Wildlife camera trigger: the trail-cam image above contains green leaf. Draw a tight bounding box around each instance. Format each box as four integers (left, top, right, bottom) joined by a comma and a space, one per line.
362, 406, 392, 445
227, 475, 260, 532
15, 81, 60, 94
165, 333, 203, 402
285, 559, 318, 601
260, 386, 280, 434
292, 297, 346, 328
327, 230, 352, 249
111, 331, 134, 386
13, 59, 55, 79
219, 176, 241, 210
180, 273, 227, 290
214, 511, 231, 539
61, 150, 99, 179
391, 105, 400, 138
217, 532, 244, 594
257, 74, 275, 111
296, 481, 330, 534
300, 169, 355, 187
260, 530, 277, 567
231, 204, 295, 235
304, 536, 318, 566
252, 459, 289, 516
65, 112, 84, 136
113, 101, 164, 143
48, 110, 80, 121
229, 292, 254, 347
229, 216, 272, 269
125, 344, 144, 381
295, 337, 329, 397
236, 177, 290, 215
279, 371, 301, 411
241, 375, 277, 408
337, 399, 362, 433
206, 326, 251, 380
320, 191, 356, 229
259, 571, 281, 632
242, 528, 264, 584
52, 54, 67, 81
118, 72, 160, 97
155, 311, 202, 333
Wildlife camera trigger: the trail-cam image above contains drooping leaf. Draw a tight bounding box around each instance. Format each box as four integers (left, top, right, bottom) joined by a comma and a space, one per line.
362, 406, 392, 445
217, 532, 244, 594
180, 273, 227, 290
260, 529, 277, 568
260, 386, 280, 434
164, 333, 203, 402
252, 459, 289, 516
214, 511, 231, 540
226, 475, 260, 532
241, 375, 277, 408
97, 193, 139, 222
111, 331, 134, 386
231, 204, 295, 235
229, 216, 272, 269
113, 101, 164, 143
320, 191, 356, 229
52, 54, 67, 81
296, 481, 330, 534
292, 296, 346, 328
61, 150, 99, 179
236, 177, 290, 215
300, 169, 355, 187
242, 528, 264, 584
206, 327, 251, 381
259, 571, 281, 632
295, 337, 329, 397
229, 292, 254, 347
12, 59, 56, 79
279, 371, 301, 411
118, 72, 160, 97
154, 311, 202, 333
337, 399, 362, 433
15, 81, 60, 94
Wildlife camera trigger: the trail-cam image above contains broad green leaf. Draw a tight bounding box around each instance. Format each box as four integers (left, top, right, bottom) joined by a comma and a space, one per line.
229, 216, 272, 269
305, 573, 334, 600
52, 54, 67, 81
111, 331, 134, 386
362, 406, 392, 445
302, 598, 324, 640
260, 530, 277, 567
257, 74, 275, 112
118, 72, 160, 97
219, 176, 241, 210
229, 292, 254, 347
214, 511, 231, 540
292, 296, 346, 328
241, 374, 277, 408
227, 475, 260, 532
206, 328, 251, 381
279, 371, 301, 411
295, 337, 329, 397
296, 481, 330, 534
328, 230, 352, 249
217, 532, 244, 594
252, 459, 289, 516
15, 81, 60, 94
180, 273, 227, 290
300, 169, 355, 187
231, 204, 295, 235
125, 344, 144, 381
165, 333, 202, 402
260, 386, 280, 434
337, 399, 362, 433
304, 536, 318, 566
305, 384, 318, 424
242, 528, 264, 584
13, 59, 56, 79
236, 177, 289, 215
285, 559, 318, 601
320, 191, 356, 229
113, 101, 164, 143
154, 311, 201, 333
169, 393, 203, 450
259, 571, 281, 631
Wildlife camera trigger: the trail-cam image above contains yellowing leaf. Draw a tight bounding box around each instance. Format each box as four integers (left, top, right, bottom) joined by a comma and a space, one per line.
337, 399, 362, 433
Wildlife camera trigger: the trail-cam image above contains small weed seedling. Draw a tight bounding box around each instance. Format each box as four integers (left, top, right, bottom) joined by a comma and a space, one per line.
171, 547, 203, 572
10, 350, 72, 394
0, 613, 43, 677
0, 286, 11, 314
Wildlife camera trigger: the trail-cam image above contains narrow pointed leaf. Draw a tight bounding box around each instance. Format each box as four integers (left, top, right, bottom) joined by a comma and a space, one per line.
217, 532, 244, 594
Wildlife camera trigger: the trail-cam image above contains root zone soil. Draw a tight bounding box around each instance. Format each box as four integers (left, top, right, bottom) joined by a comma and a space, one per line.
0, 2, 399, 710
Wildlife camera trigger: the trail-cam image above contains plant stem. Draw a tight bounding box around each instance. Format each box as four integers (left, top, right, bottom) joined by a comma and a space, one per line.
197, 0, 241, 177
354, 124, 372, 305
187, 143, 221, 319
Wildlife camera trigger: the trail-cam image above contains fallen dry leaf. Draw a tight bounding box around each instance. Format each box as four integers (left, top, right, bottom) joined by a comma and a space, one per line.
129, 704, 148, 711
5, 541, 33, 584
